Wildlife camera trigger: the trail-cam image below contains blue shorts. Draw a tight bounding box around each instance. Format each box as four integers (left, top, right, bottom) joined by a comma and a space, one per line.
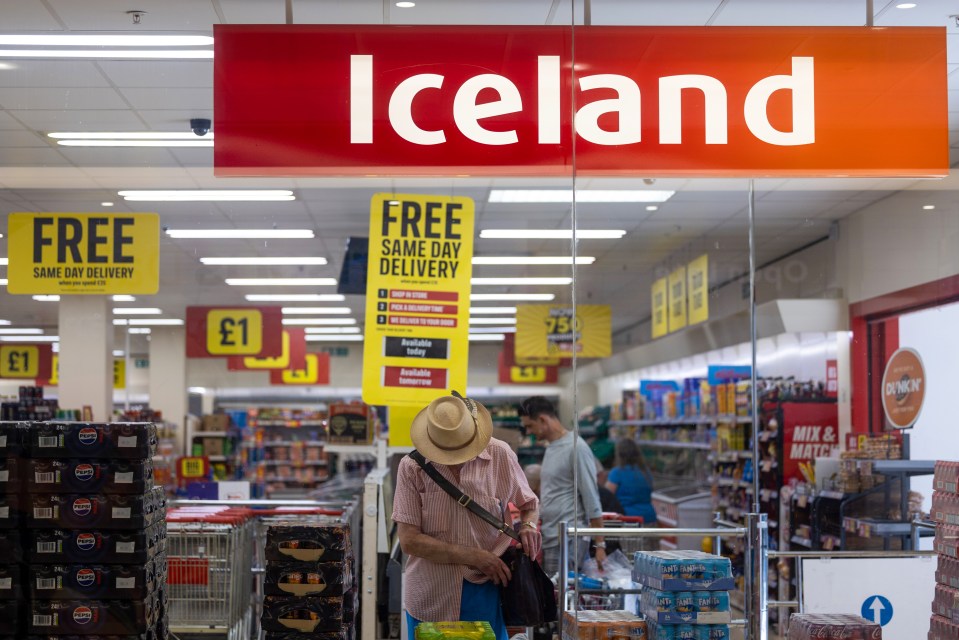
405, 579, 508, 640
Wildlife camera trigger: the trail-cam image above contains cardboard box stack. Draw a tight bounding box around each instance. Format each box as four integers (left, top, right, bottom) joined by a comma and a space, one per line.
633, 550, 733, 640
0, 422, 28, 636
23, 422, 167, 638
786, 614, 880, 639
930, 460, 959, 639
261, 521, 356, 640
561, 610, 647, 640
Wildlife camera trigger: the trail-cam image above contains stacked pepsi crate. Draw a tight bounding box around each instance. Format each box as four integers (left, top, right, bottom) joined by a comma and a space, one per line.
930, 461, 959, 639
24, 422, 168, 639
633, 550, 733, 640
261, 520, 356, 640
787, 614, 880, 639
0, 422, 29, 637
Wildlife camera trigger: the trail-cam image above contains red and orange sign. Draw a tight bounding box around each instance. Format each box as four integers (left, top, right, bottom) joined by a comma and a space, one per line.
270, 352, 331, 386
186, 306, 284, 359
215, 26, 946, 177
227, 328, 307, 371
881, 347, 926, 429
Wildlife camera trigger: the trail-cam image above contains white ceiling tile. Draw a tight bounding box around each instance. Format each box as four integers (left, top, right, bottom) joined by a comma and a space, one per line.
0, 87, 127, 111
591, 0, 723, 26
219, 0, 382, 24
167, 147, 214, 167
0, 112, 26, 131
97, 60, 211, 88
0, 61, 109, 88
0, 0, 63, 30
47, 0, 219, 30
136, 110, 212, 131
10, 109, 145, 131
119, 87, 211, 111
56, 146, 179, 167
0, 147, 71, 167
0, 130, 49, 147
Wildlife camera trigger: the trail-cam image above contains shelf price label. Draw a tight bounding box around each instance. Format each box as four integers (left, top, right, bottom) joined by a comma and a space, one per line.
271, 352, 331, 386
0, 344, 53, 379
516, 304, 611, 359
186, 306, 283, 358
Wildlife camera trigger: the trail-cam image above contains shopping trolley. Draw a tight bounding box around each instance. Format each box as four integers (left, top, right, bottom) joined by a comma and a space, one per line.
166, 507, 255, 640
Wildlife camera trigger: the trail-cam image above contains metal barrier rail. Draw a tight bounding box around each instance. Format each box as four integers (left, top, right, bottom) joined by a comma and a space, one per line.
559, 518, 767, 640
169, 498, 347, 508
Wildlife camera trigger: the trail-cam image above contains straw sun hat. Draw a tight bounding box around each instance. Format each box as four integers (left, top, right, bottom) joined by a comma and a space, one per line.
410, 392, 493, 465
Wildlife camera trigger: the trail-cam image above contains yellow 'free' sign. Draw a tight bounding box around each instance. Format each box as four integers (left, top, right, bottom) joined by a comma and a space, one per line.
206, 309, 263, 355
7, 213, 160, 295
687, 254, 709, 326
668, 266, 687, 333
515, 305, 611, 359
651, 276, 668, 339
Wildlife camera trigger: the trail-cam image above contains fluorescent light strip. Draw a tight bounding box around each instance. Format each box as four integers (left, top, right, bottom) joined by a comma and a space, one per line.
50, 132, 213, 140
58, 140, 212, 147
246, 294, 345, 302
469, 307, 517, 314
114, 319, 184, 326
0, 50, 213, 59
167, 229, 314, 239
112, 295, 136, 302
469, 317, 517, 325
201, 257, 328, 266
470, 293, 555, 302
480, 229, 625, 240
112, 308, 162, 315
304, 327, 361, 334
33, 295, 60, 302
0, 328, 43, 335
473, 256, 594, 265
281, 307, 351, 315
489, 189, 674, 203
469, 334, 506, 342
0, 279, 7, 286
469, 326, 517, 334
305, 335, 364, 342
120, 190, 293, 202
0, 258, 7, 265
127, 328, 152, 335
113, 350, 125, 357
0, 335, 59, 342
0, 35, 214, 46
0, 320, 9, 326
471, 277, 572, 286
282, 318, 357, 326
226, 278, 337, 287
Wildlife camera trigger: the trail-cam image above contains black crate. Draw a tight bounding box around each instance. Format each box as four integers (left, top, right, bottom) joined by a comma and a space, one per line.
27, 459, 154, 495
30, 423, 157, 460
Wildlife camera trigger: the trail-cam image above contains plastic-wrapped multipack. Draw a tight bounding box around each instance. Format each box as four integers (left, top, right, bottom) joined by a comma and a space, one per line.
415, 622, 496, 640
561, 609, 648, 640
265, 523, 351, 563
786, 613, 881, 640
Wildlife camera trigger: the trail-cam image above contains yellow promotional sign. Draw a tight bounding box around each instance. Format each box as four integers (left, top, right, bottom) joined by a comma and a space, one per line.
206, 309, 263, 355
281, 352, 321, 384
687, 254, 709, 326
515, 353, 561, 367
363, 193, 474, 407
651, 277, 668, 339
113, 358, 126, 390
668, 266, 687, 333
510, 366, 549, 383
388, 405, 421, 447
244, 330, 291, 369
0, 345, 40, 378
49, 354, 59, 385
515, 305, 611, 359
7, 212, 160, 294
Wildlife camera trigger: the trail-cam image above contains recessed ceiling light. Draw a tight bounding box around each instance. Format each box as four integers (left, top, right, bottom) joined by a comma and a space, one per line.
480, 229, 625, 240
0, 320, 9, 326
0, 258, 7, 265
281, 307, 351, 315
304, 327, 362, 334
895, 2, 917, 7
469, 307, 517, 314
166, 229, 314, 239
0, 335, 59, 342
127, 319, 184, 326
472, 256, 594, 265
32, 295, 60, 302
470, 293, 556, 301
646, 205, 658, 211
101, 202, 114, 207
226, 278, 337, 287
489, 189, 674, 203
471, 277, 573, 286
0, 279, 7, 286
113, 350, 125, 357
0, 49, 213, 59
0, 328, 43, 335
923, 205, 936, 210
469, 326, 517, 334
305, 335, 365, 342
0, 63, 15, 70
469, 334, 506, 342
282, 318, 358, 326
111, 308, 162, 315
395, 1, 416, 7
201, 257, 328, 266
245, 294, 345, 302
112, 295, 136, 302
469, 317, 518, 325
120, 190, 293, 202
0, 35, 214, 46
128, 328, 152, 334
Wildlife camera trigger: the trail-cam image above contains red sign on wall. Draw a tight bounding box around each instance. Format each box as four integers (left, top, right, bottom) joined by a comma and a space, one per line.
270, 352, 331, 386
782, 401, 839, 484
227, 328, 307, 371
214, 25, 947, 178
186, 306, 284, 359
825, 359, 838, 398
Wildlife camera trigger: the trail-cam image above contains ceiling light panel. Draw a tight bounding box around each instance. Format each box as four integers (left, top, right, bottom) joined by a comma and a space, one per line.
469, 317, 518, 325
304, 327, 362, 334
480, 229, 625, 240
469, 307, 517, 314
120, 190, 294, 202
226, 278, 337, 287
0, 335, 59, 342
111, 308, 162, 315
167, 229, 314, 239
472, 256, 594, 265
201, 257, 328, 266
0, 49, 213, 59
0, 35, 214, 46
281, 307, 351, 315
112, 295, 136, 302
50, 132, 213, 139
305, 335, 364, 342
0, 328, 43, 335
245, 294, 345, 302
469, 293, 556, 301
32, 295, 60, 301
282, 318, 358, 326
489, 189, 674, 203
58, 140, 212, 147
468, 334, 506, 341
471, 277, 572, 286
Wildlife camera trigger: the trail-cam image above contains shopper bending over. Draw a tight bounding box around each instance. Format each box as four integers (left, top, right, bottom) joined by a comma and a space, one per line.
393, 394, 541, 640
520, 396, 606, 577
606, 438, 657, 525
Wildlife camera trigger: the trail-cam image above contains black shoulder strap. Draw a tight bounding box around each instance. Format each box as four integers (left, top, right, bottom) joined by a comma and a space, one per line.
409, 450, 520, 542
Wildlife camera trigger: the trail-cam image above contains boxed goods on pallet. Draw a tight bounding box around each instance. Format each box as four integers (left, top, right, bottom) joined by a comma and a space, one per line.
0, 493, 21, 529
786, 613, 880, 639
0, 528, 22, 563
632, 551, 733, 591
0, 563, 22, 600
0, 457, 21, 493
415, 621, 496, 640
639, 587, 731, 624
30, 422, 157, 459
936, 461, 959, 495
29, 557, 165, 600
929, 614, 959, 640
933, 583, 959, 620
28, 486, 166, 530
28, 458, 155, 494
646, 620, 729, 639
265, 522, 352, 562
937, 555, 959, 590
29, 594, 163, 635
264, 560, 353, 596
261, 595, 345, 633
28, 522, 167, 564
561, 610, 648, 640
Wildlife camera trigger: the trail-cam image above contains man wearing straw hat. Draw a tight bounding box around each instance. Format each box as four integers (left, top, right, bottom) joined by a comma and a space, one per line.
393, 393, 541, 640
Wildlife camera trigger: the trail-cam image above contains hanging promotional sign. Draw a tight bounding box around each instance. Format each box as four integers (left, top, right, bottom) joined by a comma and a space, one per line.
497, 342, 559, 385
214, 25, 947, 178
362, 193, 474, 406
227, 328, 307, 371
388, 405, 420, 448
507, 332, 563, 367
782, 401, 839, 484
826, 359, 839, 399
651, 277, 668, 339
6, 213, 160, 295
186, 306, 284, 358
270, 352, 331, 386
0, 343, 53, 380
687, 254, 709, 326
515, 304, 611, 359
881, 347, 926, 429
707, 365, 752, 385
668, 266, 687, 333
113, 359, 126, 390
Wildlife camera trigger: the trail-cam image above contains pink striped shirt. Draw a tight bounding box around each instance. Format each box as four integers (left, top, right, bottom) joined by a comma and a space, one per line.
392, 438, 539, 621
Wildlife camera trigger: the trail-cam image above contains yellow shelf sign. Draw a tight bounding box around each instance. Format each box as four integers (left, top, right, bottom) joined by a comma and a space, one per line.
687, 254, 709, 326
113, 358, 126, 390
516, 304, 611, 359
0, 345, 40, 378
668, 266, 687, 333
206, 308, 263, 356
7, 212, 160, 294
651, 277, 668, 339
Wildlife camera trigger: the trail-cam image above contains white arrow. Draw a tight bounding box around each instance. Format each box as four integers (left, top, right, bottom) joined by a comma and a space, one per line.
869, 597, 885, 624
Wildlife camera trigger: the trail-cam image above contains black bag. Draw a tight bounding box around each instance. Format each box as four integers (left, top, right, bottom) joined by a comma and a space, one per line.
408, 450, 558, 626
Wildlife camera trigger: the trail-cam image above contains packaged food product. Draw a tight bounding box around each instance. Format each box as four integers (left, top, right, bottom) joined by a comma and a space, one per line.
30, 423, 157, 459
561, 610, 647, 640
0, 528, 22, 563
0, 564, 22, 600
28, 522, 167, 564
935, 461, 959, 495
264, 561, 353, 596
0, 598, 20, 635
937, 525, 959, 559
632, 551, 733, 590
933, 583, 959, 621
937, 554, 959, 589
786, 613, 881, 640
29, 597, 161, 635
0, 422, 29, 455
327, 404, 373, 445
265, 523, 351, 562
0, 494, 21, 529
929, 613, 959, 640
0, 458, 21, 493
29, 559, 162, 600
415, 621, 496, 640
28, 487, 166, 530
260, 595, 345, 633
27, 459, 154, 495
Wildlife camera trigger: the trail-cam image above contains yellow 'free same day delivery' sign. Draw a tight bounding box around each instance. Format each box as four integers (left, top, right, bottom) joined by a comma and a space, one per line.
515, 305, 611, 359
687, 254, 709, 326
6, 213, 160, 294
362, 194, 474, 407
651, 276, 668, 339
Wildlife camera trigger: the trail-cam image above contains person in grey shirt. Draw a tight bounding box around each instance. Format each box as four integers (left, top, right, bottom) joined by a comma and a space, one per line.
520, 396, 606, 577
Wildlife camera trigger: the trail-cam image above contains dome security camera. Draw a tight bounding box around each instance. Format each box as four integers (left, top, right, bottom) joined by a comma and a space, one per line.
190, 118, 212, 137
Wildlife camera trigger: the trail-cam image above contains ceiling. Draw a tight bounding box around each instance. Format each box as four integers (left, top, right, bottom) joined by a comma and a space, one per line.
0, 0, 958, 356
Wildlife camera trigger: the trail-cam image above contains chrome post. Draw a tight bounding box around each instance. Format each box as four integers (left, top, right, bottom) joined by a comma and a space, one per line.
558, 520, 569, 635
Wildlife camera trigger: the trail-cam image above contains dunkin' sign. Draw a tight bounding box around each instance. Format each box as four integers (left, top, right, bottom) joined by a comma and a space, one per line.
882, 347, 926, 429
214, 25, 946, 177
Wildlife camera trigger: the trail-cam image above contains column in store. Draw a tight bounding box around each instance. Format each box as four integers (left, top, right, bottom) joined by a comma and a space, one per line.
57, 295, 113, 420
149, 327, 187, 452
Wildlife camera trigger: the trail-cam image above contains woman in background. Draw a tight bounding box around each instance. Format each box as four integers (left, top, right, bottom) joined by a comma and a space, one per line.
605, 439, 657, 525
